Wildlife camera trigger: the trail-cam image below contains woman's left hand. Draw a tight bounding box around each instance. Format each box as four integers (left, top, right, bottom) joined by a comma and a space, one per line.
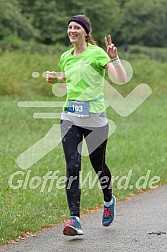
105, 35, 117, 59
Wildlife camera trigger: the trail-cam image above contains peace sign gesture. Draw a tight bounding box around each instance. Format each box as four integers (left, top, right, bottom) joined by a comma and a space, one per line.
105, 35, 118, 59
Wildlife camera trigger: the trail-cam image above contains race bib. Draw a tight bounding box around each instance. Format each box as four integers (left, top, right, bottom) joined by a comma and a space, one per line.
67, 101, 90, 117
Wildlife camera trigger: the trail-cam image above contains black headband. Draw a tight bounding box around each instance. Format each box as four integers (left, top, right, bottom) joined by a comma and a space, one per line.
68, 16, 90, 34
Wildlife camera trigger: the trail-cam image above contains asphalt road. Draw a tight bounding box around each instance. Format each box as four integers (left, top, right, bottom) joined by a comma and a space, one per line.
1, 184, 167, 252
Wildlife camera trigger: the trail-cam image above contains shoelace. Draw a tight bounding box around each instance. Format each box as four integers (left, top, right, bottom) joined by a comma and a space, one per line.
104, 207, 112, 218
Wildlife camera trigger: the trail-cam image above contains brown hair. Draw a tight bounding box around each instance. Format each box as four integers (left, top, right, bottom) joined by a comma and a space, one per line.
74, 14, 97, 45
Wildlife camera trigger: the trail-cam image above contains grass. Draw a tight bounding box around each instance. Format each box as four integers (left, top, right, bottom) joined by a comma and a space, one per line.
0, 49, 167, 244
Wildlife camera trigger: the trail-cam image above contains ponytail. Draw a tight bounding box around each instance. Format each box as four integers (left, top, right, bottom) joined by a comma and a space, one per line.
86, 34, 97, 45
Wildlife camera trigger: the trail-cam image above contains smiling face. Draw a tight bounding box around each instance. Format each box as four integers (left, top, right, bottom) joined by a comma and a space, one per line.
67, 21, 87, 45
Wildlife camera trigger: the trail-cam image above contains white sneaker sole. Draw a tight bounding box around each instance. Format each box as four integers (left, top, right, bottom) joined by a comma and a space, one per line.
63, 224, 83, 236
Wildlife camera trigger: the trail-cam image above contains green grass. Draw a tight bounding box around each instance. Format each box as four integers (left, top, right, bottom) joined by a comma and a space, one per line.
0, 49, 167, 244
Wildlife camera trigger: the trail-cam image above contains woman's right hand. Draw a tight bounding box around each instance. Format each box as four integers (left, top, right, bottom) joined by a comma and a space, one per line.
46, 71, 58, 84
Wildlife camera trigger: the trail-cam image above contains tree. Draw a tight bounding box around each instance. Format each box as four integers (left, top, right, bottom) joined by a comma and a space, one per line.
83, 0, 123, 47
0, 0, 37, 42
1, 0, 167, 49
18, 0, 122, 47
119, 0, 167, 47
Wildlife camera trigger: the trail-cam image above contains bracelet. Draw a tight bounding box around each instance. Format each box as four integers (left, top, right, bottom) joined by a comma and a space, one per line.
110, 56, 121, 67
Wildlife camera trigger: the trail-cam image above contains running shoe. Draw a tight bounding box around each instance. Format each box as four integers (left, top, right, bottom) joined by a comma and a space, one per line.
63, 216, 83, 236
102, 195, 116, 227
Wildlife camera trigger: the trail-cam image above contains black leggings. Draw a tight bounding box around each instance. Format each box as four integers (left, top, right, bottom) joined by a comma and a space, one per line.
60, 120, 112, 217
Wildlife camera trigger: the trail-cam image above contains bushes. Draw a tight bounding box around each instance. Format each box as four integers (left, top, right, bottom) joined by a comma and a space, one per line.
0, 38, 67, 55
0, 46, 166, 97
123, 45, 167, 62
0, 51, 60, 97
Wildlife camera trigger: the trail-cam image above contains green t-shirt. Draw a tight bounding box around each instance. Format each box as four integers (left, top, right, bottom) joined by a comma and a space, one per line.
58, 43, 110, 113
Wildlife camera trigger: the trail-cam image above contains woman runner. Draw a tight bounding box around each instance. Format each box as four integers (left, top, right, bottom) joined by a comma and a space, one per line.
46, 14, 127, 236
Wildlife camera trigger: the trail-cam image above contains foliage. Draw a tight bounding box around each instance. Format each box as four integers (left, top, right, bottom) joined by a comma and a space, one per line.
0, 0, 38, 42
119, 0, 167, 47
0, 0, 167, 50
0, 47, 166, 98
